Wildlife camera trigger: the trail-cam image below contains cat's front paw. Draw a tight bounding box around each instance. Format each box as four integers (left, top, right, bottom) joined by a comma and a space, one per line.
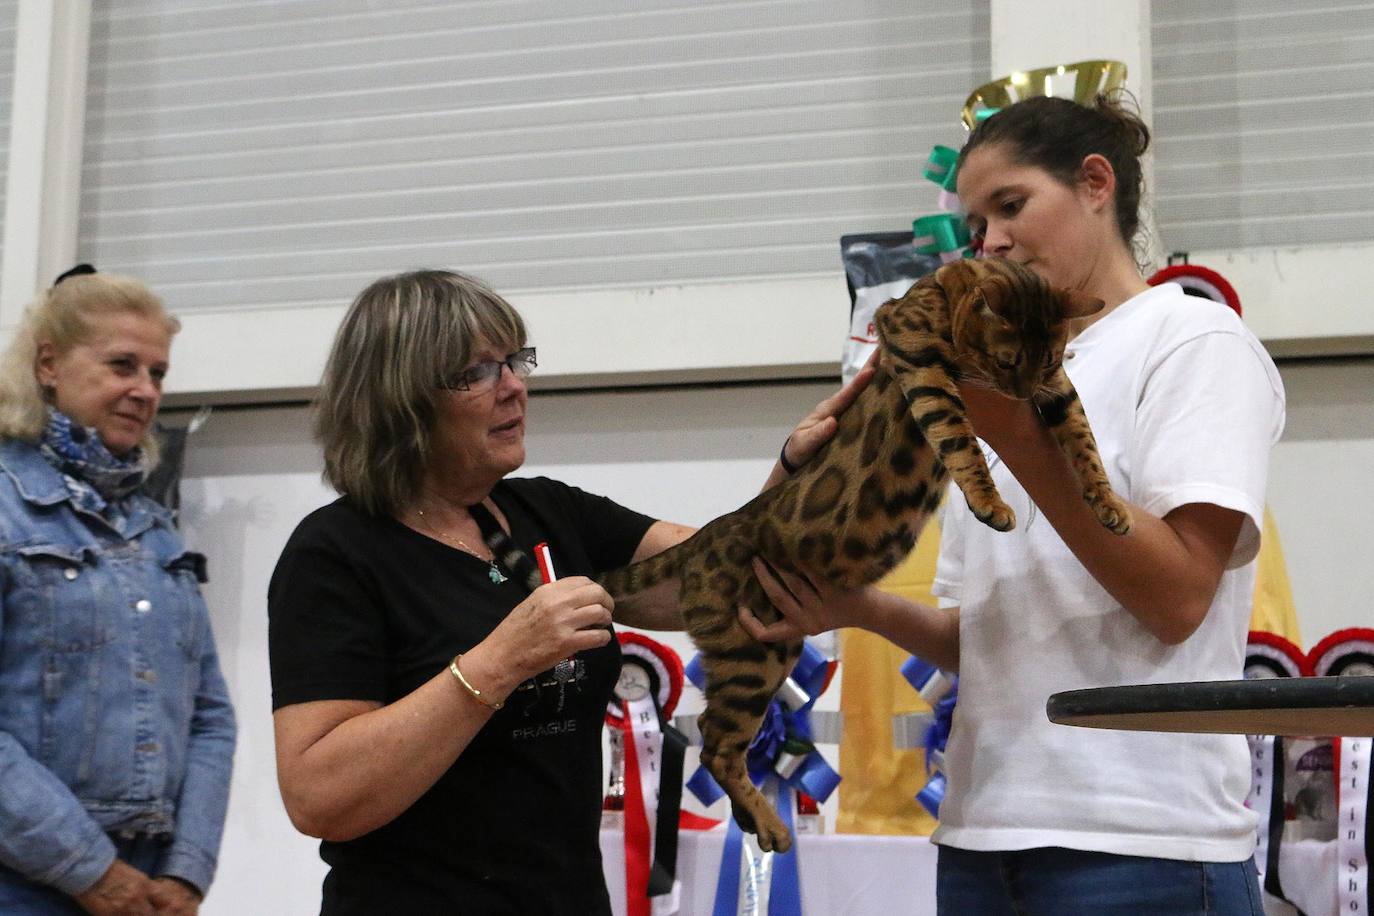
1089, 492, 1132, 535
970, 497, 1016, 532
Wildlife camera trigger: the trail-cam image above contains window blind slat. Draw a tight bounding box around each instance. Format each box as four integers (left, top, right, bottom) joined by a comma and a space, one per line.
1152, 1, 1374, 252
0, 0, 17, 269
79, 1, 991, 311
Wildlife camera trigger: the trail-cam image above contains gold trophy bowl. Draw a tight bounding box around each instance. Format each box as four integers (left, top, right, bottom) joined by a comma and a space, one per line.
961, 59, 1128, 129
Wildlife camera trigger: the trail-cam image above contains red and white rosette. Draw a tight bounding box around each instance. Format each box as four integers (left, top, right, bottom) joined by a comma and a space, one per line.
606, 633, 687, 916
1309, 628, 1374, 679
1147, 262, 1242, 317
1308, 629, 1374, 914
1243, 631, 1308, 893
1245, 631, 1310, 680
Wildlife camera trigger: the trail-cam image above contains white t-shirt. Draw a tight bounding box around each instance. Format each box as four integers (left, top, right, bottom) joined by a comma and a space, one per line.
930, 281, 1286, 862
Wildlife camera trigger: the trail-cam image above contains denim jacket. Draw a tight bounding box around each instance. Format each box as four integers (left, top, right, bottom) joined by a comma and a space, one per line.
0, 440, 236, 896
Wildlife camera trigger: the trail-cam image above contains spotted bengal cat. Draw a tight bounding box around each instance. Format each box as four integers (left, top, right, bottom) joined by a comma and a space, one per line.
599, 257, 1132, 852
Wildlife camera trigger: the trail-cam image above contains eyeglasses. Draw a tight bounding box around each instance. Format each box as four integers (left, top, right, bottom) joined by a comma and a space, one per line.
441, 347, 537, 392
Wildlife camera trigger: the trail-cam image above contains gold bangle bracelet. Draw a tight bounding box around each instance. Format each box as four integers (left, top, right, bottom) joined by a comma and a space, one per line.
449, 654, 503, 711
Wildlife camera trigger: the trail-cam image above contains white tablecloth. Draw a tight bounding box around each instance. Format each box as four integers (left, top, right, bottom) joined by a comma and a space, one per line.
600, 829, 937, 915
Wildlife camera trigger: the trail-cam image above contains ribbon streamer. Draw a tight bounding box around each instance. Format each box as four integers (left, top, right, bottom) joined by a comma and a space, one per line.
608, 634, 687, 916
1309, 629, 1374, 911
1242, 630, 1305, 890
901, 656, 957, 817
621, 694, 664, 916
1337, 736, 1371, 913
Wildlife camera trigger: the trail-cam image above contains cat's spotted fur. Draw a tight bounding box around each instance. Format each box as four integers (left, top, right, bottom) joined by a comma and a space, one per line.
600, 257, 1131, 852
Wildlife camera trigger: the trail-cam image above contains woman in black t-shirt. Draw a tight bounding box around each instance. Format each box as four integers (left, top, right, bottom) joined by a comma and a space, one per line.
268, 269, 870, 914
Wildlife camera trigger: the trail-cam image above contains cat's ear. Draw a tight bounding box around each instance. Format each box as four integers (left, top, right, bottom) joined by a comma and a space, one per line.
971, 286, 999, 319
1061, 288, 1106, 319
971, 287, 987, 313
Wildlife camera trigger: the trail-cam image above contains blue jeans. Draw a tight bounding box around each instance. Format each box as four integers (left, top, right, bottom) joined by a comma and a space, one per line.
0, 834, 166, 914
937, 845, 1264, 916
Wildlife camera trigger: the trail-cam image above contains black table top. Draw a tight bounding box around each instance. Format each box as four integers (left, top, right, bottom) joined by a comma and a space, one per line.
1046, 676, 1374, 736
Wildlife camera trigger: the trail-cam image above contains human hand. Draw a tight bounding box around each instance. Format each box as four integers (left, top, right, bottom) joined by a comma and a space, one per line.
488, 576, 615, 680
780, 357, 878, 471
148, 877, 200, 915
737, 557, 868, 642
74, 860, 158, 916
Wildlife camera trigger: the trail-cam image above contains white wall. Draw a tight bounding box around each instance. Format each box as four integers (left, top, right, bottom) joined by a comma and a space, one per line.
175, 359, 1373, 912
1264, 359, 1374, 644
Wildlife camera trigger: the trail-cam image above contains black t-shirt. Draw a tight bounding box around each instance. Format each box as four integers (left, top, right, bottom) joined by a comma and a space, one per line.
268, 477, 656, 915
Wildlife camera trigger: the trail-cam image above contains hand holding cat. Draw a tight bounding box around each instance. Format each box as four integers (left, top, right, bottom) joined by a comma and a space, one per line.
737, 557, 873, 642
781, 356, 879, 470
484, 577, 614, 681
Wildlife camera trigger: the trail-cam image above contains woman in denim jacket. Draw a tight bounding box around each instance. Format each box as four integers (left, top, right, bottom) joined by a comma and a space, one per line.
0, 268, 236, 915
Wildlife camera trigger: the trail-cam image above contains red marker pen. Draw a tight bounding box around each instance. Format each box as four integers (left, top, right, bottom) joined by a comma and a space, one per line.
534, 541, 556, 584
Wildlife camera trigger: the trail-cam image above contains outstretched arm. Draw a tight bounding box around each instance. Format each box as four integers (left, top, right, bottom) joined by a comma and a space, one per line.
738, 559, 961, 672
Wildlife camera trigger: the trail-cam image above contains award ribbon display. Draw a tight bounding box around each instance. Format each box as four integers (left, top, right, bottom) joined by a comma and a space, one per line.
1242, 630, 1308, 894
682, 641, 840, 916
605, 632, 687, 916
899, 656, 957, 816
1310, 628, 1374, 914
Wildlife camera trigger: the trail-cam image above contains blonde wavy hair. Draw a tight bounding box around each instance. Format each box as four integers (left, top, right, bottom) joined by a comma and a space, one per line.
0, 271, 180, 461
315, 269, 527, 517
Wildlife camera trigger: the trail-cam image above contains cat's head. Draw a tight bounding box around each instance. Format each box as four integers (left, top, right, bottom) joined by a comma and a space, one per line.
950, 258, 1104, 399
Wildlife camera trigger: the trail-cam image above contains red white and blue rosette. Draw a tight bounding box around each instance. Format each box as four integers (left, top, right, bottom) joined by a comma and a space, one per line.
683, 641, 840, 916
605, 632, 687, 916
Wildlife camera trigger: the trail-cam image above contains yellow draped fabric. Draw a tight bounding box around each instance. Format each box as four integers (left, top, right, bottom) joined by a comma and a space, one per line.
835, 507, 1298, 835
1250, 507, 1301, 645
836, 520, 943, 835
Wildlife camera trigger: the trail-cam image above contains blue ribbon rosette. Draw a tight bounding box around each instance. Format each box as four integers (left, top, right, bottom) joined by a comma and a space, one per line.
900, 655, 958, 817
684, 641, 840, 916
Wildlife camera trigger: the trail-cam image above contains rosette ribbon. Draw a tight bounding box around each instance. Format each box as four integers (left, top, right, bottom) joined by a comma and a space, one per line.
921, 144, 961, 213
1241, 631, 1307, 896
1309, 629, 1374, 915
911, 212, 971, 264
606, 633, 688, 916
683, 641, 840, 916
900, 656, 957, 816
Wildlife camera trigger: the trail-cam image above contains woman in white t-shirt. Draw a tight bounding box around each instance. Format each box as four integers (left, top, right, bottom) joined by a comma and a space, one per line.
742, 93, 1284, 915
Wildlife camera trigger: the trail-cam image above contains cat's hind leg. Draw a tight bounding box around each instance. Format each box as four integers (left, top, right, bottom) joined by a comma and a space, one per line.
686, 575, 801, 853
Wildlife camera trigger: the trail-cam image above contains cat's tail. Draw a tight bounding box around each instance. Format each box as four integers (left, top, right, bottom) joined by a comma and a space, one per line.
596, 532, 696, 600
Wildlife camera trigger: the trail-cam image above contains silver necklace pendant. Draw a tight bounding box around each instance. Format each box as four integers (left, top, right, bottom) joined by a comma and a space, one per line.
488, 561, 508, 585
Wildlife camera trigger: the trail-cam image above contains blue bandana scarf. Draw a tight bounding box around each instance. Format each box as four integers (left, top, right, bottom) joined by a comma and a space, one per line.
39, 409, 149, 514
